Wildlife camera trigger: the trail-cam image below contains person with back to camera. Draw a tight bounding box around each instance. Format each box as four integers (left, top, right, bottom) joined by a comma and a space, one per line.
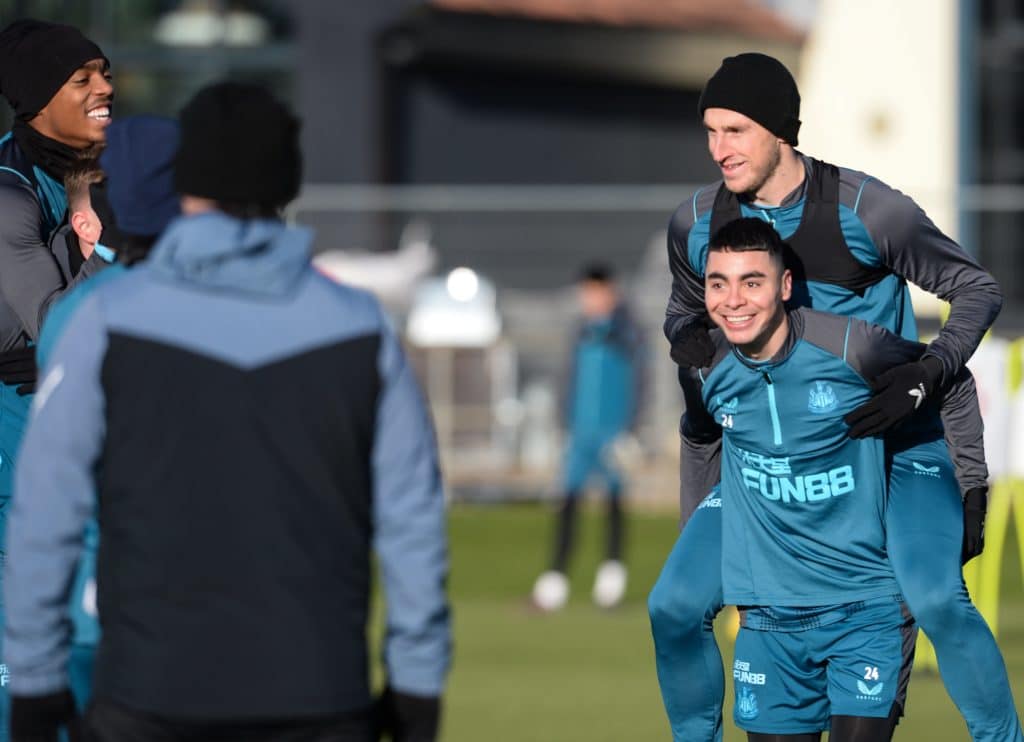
4, 82, 450, 742
26, 114, 183, 721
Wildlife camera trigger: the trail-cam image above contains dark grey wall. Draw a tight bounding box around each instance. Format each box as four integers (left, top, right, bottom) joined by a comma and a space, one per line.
295, 3, 719, 186
391, 68, 718, 185
293, 3, 721, 289
295, 0, 417, 182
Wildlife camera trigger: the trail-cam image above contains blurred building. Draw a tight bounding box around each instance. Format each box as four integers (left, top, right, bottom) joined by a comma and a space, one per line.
2, 0, 1019, 499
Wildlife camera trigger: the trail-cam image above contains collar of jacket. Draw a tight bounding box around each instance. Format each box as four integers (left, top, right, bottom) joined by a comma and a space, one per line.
735, 151, 812, 210
147, 211, 313, 298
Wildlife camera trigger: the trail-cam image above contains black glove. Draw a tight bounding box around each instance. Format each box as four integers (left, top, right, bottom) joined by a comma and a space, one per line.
10, 689, 79, 742
0, 346, 37, 396
669, 320, 716, 368
843, 356, 944, 439
374, 685, 441, 742
962, 486, 988, 564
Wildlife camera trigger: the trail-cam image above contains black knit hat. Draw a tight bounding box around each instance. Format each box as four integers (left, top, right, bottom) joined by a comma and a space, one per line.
0, 19, 107, 119
174, 82, 302, 208
698, 53, 801, 146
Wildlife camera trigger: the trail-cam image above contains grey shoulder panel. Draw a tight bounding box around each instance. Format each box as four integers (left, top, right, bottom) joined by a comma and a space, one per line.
836, 165, 873, 211
798, 308, 853, 360
668, 183, 718, 246
665, 184, 720, 344
0, 181, 42, 231
799, 308, 924, 382
693, 183, 719, 221
841, 316, 924, 382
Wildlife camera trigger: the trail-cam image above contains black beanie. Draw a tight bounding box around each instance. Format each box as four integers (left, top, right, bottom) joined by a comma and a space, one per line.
174, 82, 302, 208
0, 19, 107, 119
698, 53, 801, 146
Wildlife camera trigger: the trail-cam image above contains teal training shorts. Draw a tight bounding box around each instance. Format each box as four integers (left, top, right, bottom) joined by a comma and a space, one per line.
732, 596, 912, 735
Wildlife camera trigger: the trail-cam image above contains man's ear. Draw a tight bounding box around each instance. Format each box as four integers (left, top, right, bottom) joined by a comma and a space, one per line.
781, 268, 793, 302
70, 210, 99, 244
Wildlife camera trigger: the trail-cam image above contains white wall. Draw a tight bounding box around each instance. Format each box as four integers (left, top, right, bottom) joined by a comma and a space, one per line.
797, 0, 960, 316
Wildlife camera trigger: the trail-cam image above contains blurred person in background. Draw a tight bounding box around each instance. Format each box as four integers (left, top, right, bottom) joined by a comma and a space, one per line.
0, 18, 114, 741
648, 53, 1018, 742
23, 115, 183, 725
41, 115, 182, 361
532, 263, 646, 612
4, 82, 450, 742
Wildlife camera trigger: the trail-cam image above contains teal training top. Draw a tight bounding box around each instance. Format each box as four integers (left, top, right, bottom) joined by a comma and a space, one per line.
699, 307, 984, 607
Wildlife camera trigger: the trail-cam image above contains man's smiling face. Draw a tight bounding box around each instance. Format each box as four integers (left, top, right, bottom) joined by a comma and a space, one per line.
703, 107, 782, 199
705, 247, 791, 360
30, 58, 112, 148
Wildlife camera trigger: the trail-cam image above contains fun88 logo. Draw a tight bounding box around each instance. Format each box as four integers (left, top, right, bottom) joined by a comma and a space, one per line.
742, 465, 855, 504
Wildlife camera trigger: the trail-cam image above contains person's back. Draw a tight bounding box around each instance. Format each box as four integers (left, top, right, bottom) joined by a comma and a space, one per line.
88, 212, 407, 714
6, 82, 450, 742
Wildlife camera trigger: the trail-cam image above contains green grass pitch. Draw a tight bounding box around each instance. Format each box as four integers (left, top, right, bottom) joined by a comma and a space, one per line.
385, 502, 1024, 741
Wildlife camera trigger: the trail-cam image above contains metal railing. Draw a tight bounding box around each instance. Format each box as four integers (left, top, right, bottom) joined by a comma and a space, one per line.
287, 183, 1024, 503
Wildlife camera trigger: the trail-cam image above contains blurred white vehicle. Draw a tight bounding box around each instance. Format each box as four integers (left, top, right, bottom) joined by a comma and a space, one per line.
407, 267, 502, 348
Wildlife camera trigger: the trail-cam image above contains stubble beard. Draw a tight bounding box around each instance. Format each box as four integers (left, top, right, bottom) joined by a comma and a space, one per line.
743, 142, 782, 201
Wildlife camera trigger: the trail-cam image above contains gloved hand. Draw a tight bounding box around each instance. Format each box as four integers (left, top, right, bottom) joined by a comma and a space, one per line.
10, 689, 79, 742
374, 685, 441, 742
0, 346, 37, 396
669, 320, 715, 368
843, 356, 944, 439
962, 486, 988, 564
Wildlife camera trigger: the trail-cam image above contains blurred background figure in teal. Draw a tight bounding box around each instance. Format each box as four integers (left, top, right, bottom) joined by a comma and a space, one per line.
532, 263, 647, 612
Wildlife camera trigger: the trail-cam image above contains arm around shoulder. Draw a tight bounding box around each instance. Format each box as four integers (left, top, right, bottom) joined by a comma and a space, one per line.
858, 178, 1001, 381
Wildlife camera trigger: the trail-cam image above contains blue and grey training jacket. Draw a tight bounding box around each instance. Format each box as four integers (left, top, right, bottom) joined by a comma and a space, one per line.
4, 211, 451, 719
700, 307, 986, 607
0, 132, 109, 347
667, 155, 1002, 517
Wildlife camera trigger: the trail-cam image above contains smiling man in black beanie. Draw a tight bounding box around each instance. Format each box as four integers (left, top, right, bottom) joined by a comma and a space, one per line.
5, 81, 451, 742
647, 52, 1022, 742
0, 17, 115, 742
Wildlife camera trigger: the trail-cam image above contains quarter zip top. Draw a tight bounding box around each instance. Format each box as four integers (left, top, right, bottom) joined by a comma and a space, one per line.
762, 369, 783, 447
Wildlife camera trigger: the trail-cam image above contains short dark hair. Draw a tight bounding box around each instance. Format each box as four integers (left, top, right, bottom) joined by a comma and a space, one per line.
578, 262, 615, 284
708, 217, 786, 269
